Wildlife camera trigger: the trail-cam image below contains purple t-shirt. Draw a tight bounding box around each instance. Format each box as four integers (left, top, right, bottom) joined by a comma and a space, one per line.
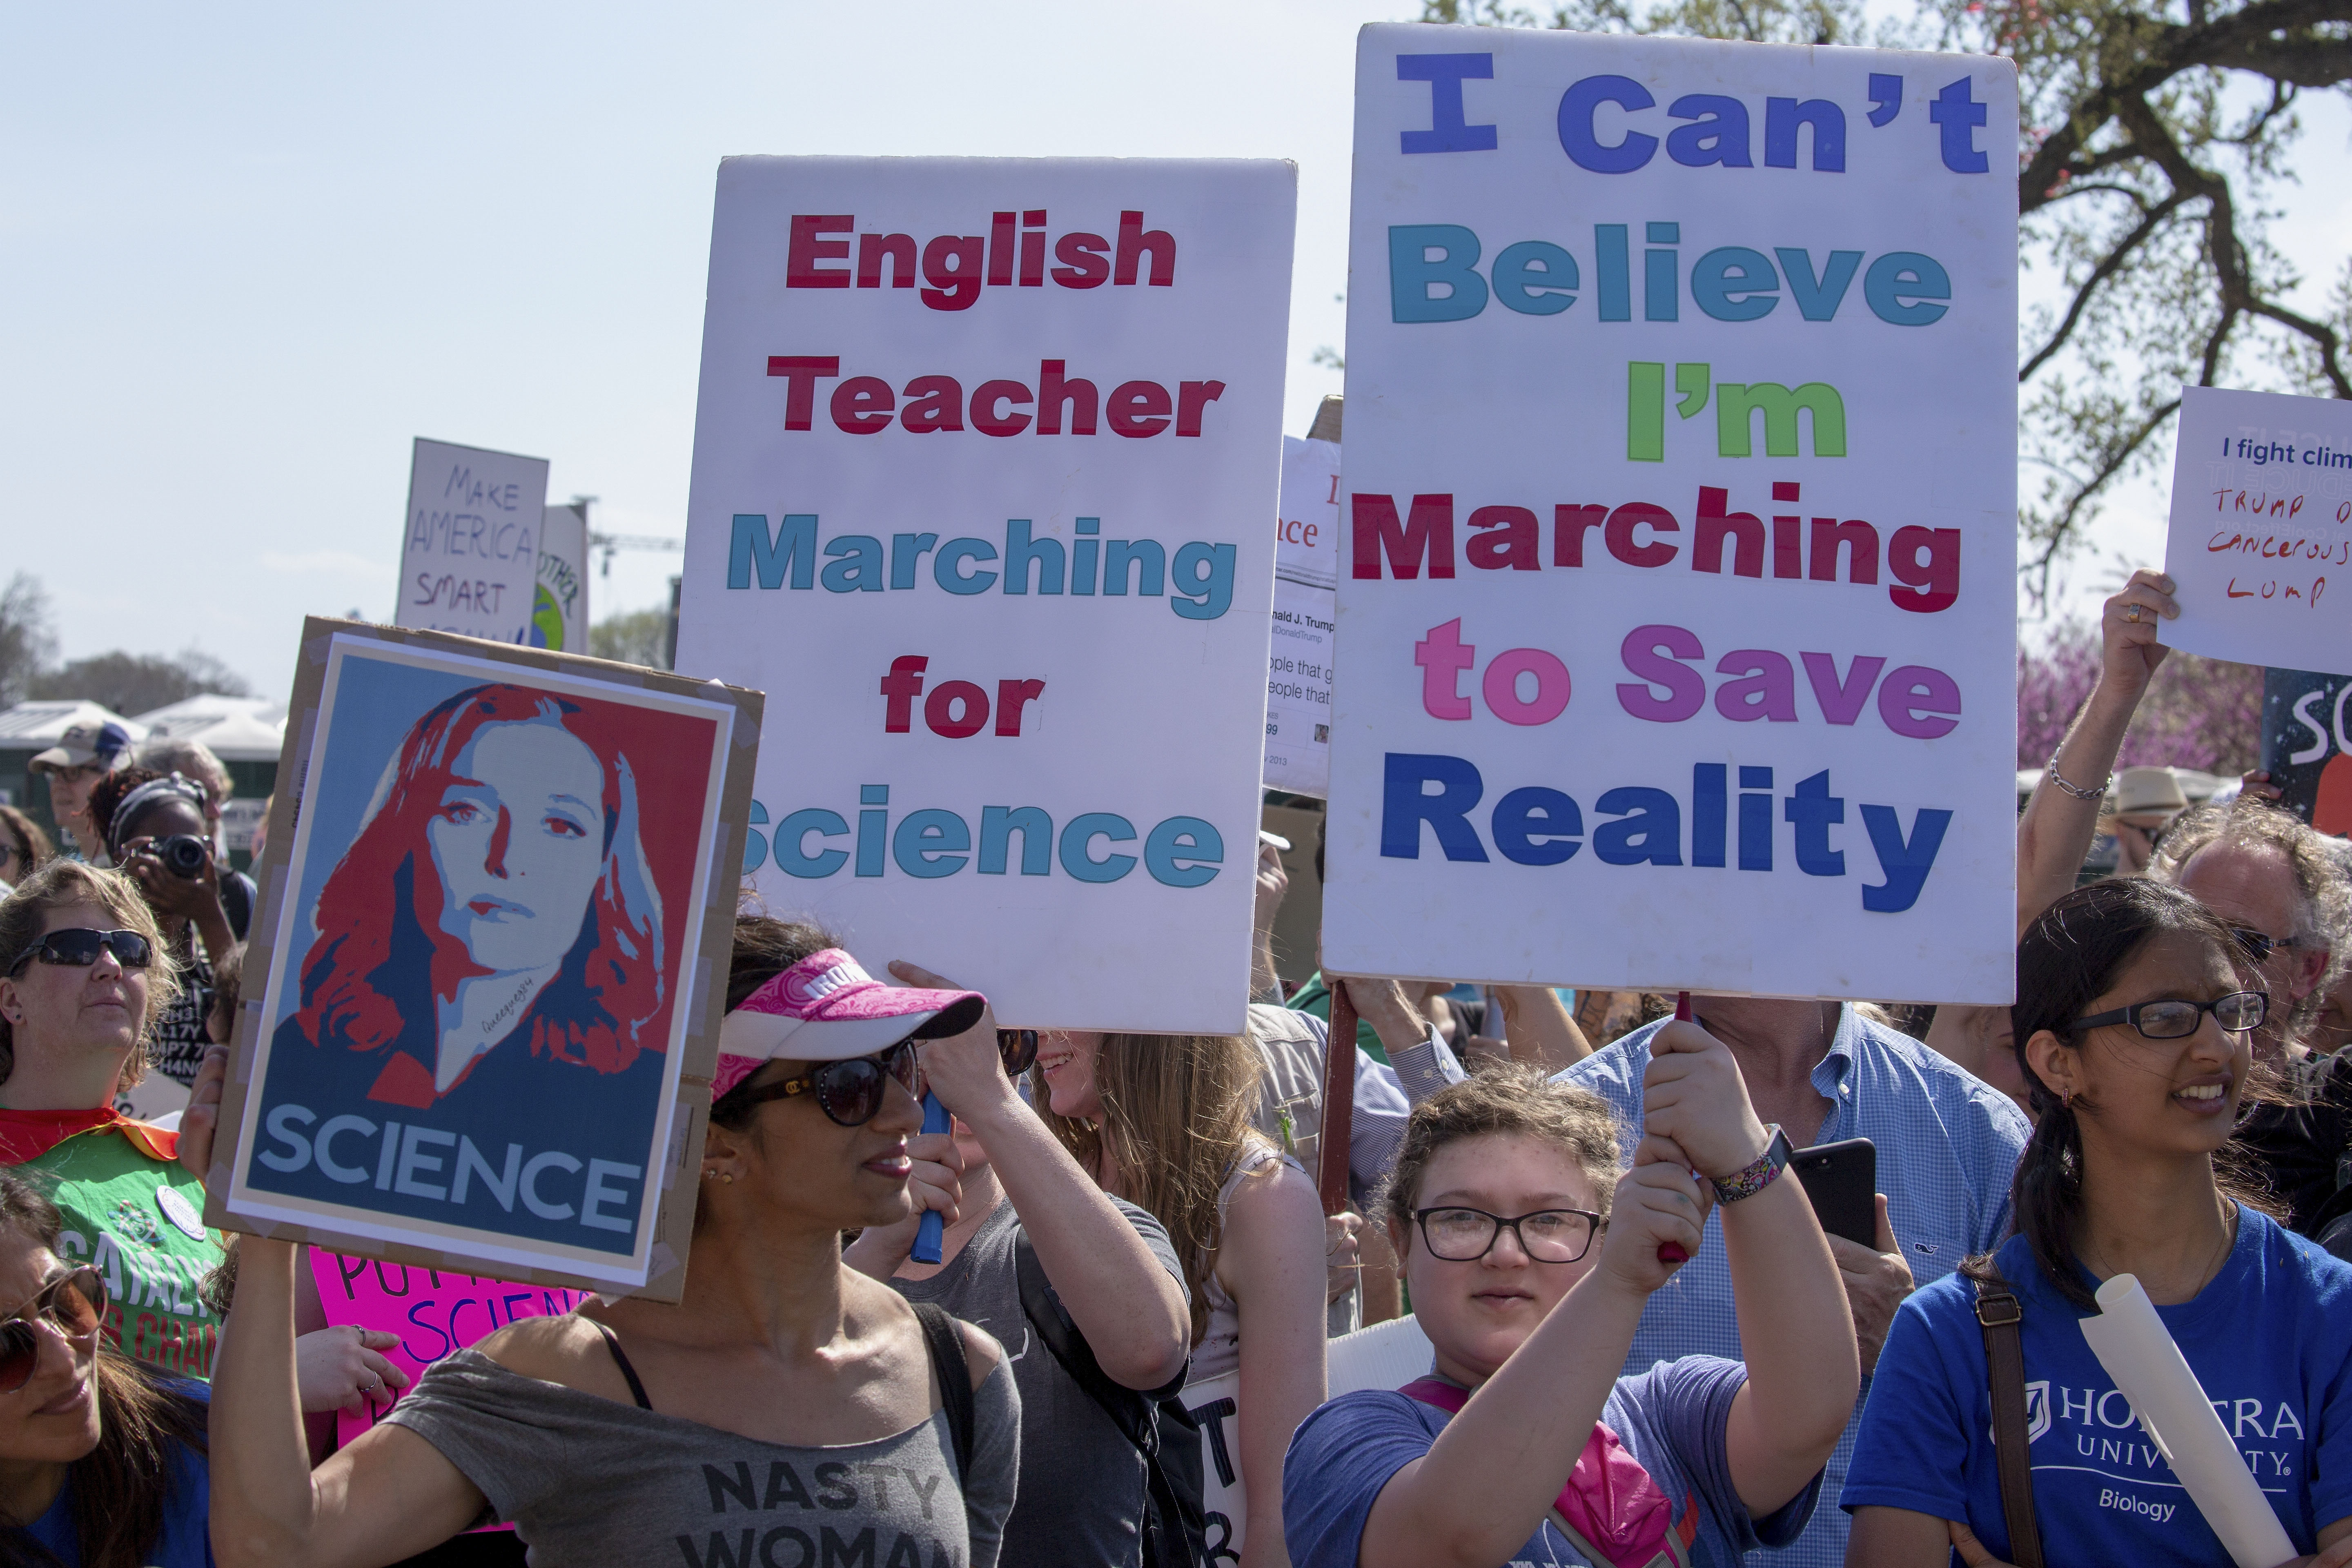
1282, 1354, 1816, 1568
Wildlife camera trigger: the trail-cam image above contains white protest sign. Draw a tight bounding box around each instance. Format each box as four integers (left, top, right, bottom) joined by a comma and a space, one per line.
533, 501, 592, 653
396, 439, 549, 644
1325, 26, 2018, 1002
1265, 435, 1342, 797
2161, 385, 2352, 676
1183, 1312, 1437, 1560
675, 158, 1296, 1031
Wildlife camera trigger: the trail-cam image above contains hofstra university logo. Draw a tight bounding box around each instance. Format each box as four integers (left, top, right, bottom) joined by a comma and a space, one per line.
2024, 1381, 2051, 1443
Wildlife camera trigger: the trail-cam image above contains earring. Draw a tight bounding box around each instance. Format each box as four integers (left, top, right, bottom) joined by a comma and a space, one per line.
2061, 1089, 2073, 1110
722, 1174, 736, 1185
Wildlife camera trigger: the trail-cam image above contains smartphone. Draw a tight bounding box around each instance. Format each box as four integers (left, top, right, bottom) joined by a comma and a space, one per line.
1791, 1137, 1877, 1247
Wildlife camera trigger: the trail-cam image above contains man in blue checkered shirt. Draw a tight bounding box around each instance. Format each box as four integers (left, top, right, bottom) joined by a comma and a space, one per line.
1557, 995, 2029, 1568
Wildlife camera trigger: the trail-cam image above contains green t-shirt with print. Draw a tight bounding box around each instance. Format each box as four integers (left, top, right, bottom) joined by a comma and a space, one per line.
18, 1127, 225, 1379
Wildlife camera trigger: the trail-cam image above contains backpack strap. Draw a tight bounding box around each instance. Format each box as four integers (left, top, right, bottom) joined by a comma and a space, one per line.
911, 1301, 976, 1483
1013, 1228, 1177, 1454
1973, 1273, 2045, 1568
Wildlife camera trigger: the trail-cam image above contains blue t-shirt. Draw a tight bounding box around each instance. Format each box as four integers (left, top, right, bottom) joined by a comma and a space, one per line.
1283, 1355, 1817, 1568
23, 1398, 212, 1566
1844, 1209, 2352, 1564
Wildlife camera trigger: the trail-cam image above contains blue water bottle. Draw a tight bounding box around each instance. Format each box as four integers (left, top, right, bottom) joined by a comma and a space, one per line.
911, 1092, 951, 1263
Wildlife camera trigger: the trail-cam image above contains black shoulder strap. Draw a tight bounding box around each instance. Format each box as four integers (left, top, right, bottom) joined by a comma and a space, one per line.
588, 1319, 653, 1411
911, 1301, 976, 1483
1973, 1273, 2045, 1568
1013, 1229, 1174, 1453
220, 869, 254, 942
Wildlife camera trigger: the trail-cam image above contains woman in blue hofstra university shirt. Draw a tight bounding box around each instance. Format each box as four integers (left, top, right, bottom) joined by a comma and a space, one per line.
1845, 879, 2352, 1566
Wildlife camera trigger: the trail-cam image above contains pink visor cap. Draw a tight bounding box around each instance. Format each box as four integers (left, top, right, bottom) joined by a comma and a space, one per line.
713, 949, 986, 1101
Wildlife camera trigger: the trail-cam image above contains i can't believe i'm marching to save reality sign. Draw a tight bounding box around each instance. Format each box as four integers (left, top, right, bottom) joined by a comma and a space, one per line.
1323, 25, 2020, 1004
675, 158, 1296, 1032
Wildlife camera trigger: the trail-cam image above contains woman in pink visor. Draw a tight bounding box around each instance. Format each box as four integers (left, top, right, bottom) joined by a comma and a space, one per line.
193, 915, 1024, 1568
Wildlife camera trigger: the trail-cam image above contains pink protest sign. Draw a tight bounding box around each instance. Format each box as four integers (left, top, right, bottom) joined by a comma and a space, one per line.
312, 1249, 586, 1447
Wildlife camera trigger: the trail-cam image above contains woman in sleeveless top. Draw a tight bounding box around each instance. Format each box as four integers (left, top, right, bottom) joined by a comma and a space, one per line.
193, 917, 1022, 1568
1033, 1027, 1326, 1566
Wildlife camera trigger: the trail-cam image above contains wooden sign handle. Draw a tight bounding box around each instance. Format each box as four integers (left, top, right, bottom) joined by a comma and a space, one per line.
1318, 981, 1357, 1217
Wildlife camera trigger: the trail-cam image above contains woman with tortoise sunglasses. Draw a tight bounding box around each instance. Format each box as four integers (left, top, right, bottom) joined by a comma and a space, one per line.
0, 1168, 211, 1568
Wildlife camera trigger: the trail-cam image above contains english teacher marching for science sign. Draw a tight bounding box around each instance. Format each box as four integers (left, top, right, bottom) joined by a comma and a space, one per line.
674, 156, 1298, 1032
1323, 24, 2020, 1003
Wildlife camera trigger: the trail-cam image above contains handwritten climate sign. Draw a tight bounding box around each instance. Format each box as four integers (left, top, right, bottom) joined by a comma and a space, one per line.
1323, 27, 2020, 1002
2163, 385, 2352, 677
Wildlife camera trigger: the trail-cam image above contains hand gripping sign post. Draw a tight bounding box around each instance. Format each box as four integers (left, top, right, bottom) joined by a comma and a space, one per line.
1323, 26, 2019, 1002
204, 618, 762, 1300
675, 158, 1296, 1031
2161, 385, 2352, 678
396, 439, 550, 644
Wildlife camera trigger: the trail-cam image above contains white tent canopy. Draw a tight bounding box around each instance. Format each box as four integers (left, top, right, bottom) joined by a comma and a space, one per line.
0, 699, 149, 752
131, 696, 286, 764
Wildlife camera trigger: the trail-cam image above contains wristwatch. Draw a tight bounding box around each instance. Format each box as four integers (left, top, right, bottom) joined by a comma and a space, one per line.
1709, 1125, 1791, 1203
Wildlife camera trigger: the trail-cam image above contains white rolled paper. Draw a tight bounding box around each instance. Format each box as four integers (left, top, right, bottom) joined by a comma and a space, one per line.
2078, 1273, 2298, 1568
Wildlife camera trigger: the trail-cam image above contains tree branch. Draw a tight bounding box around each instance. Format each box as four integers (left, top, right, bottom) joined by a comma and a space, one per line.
2020, 189, 2196, 381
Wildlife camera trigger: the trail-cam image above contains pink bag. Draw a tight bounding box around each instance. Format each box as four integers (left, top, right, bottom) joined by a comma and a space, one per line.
1401, 1378, 1698, 1568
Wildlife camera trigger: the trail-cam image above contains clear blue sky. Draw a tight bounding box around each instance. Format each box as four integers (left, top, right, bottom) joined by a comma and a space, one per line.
0, 0, 1392, 699
3, 4, 2343, 700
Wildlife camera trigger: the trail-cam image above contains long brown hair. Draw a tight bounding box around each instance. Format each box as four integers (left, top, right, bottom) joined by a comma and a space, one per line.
0, 860, 180, 1091
1031, 1031, 1266, 1345
0, 1172, 207, 1568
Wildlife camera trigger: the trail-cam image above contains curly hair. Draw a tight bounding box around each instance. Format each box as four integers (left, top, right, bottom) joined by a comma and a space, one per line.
2150, 797, 2352, 1042
0, 860, 180, 1090
1374, 1062, 1624, 1236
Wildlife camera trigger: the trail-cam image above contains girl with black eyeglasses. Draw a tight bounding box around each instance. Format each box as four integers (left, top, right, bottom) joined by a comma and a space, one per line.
196, 915, 1022, 1568
1847, 878, 2352, 1567
0, 1169, 212, 1568
1283, 1038, 1855, 1568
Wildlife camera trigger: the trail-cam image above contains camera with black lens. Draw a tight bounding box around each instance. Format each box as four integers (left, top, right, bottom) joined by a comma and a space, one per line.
151, 835, 211, 878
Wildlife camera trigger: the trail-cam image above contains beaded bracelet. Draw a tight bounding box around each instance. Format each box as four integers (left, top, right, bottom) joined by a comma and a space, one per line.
2046, 756, 2109, 802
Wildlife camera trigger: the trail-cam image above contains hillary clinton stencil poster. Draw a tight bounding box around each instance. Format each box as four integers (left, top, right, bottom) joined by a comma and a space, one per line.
207, 620, 761, 1297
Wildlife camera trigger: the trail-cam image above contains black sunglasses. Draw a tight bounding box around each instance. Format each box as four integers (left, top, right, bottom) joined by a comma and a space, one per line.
2230, 927, 2304, 965
730, 1038, 926, 1127
997, 1029, 1039, 1077
6, 928, 154, 978
0, 1267, 107, 1394
2073, 989, 2267, 1040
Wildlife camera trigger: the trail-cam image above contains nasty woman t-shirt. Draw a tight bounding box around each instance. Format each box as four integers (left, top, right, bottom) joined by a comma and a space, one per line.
1845, 1209, 2352, 1564
386, 1346, 1020, 1568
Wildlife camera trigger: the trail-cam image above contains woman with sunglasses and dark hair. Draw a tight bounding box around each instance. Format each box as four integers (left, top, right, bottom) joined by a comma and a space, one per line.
844, 960, 1192, 1568
0, 1168, 212, 1568
1846, 878, 2352, 1567
1283, 1038, 1855, 1568
196, 915, 1023, 1568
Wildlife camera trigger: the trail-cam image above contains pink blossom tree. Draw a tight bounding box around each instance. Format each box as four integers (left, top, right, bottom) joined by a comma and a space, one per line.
2017, 623, 2263, 775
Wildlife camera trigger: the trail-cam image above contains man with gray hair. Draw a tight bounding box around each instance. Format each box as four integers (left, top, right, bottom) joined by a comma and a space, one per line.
2149, 796, 2350, 1076
2155, 795, 2352, 1235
